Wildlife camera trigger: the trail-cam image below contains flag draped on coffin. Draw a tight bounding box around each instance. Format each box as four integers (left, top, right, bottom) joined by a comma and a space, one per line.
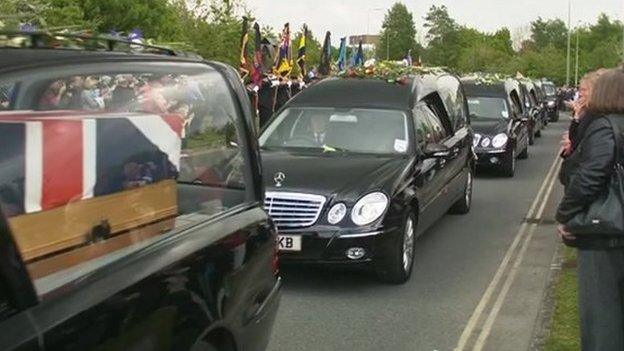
297, 25, 307, 79
318, 31, 331, 76
337, 37, 347, 72
239, 17, 251, 79
354, 40, 364, 67
274, 23, 292, 78
0, 112, 182, 216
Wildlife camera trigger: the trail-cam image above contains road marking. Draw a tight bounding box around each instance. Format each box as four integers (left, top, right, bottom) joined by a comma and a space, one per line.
454, 152, 562, 351
472, 156, 562, 351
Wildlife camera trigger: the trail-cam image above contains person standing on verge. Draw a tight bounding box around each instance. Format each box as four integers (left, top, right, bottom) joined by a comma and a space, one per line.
556, 68, 624, 351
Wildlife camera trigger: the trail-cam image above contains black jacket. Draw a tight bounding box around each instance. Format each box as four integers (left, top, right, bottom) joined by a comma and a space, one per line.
559, 113, 602, 186
557, 115, 624, 247
557, 116, 617, 223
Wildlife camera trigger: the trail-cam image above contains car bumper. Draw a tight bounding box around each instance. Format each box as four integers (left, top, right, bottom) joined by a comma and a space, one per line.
278, 226, 402, 264
475, 149, 510, 167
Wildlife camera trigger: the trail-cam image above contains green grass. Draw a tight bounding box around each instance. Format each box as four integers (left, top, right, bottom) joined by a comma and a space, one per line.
545, 247, 581, 351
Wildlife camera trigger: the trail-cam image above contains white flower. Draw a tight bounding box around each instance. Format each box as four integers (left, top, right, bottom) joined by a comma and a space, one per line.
364, 58, 376, 68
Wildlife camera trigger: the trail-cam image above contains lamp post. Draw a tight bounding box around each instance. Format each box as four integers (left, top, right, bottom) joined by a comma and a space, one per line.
565, 0, 572, 87
574, 22, 580, 87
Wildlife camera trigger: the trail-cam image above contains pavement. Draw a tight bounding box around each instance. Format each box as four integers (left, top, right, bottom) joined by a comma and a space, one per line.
268, 117, 569, 351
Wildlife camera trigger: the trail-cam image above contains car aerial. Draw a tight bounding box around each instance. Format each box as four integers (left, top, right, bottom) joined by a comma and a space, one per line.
461, 77, 530, 177
519, 79, 545, 143
258, 72, 475, 284
541, 80, 559, 122
0, 32, 280, 351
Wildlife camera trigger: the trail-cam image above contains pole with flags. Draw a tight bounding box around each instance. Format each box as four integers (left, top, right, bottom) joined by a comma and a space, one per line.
406, 49, 413, 66
239, 17, 251, 80
354, 40, 365, 67
319, 31, 332, 76
274, 23, 292, 78
296, 25, 308, 79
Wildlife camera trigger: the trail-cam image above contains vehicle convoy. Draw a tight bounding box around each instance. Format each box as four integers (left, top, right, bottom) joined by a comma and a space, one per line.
541, 80, 560, 122
462, 77, 530, 177
259, 73, 475, 284
0, 32, 280, 351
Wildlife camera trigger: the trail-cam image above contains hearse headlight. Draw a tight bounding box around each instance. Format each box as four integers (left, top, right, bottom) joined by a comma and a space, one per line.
491, 133, 509, 148
473, 134, 481, 148
547, 101, 555, 107
480, 137, 491, 148
327, 203, 347, 224
351, 192, 389, 226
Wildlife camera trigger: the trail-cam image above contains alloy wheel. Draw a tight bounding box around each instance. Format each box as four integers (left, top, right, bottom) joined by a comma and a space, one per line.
402, 217, 415, 272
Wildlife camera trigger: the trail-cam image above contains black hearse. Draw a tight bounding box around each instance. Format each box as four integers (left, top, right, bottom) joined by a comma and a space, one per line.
259, 73, 475, 284
461, 77, 530, 177
541, 80, 559, 122
0, 33, 279, 351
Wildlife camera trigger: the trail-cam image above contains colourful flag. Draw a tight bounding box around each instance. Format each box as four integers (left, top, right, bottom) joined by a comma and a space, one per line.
337, 37, 347, 72
274, 23, 292, 77
239, 17, 251, 80
354, 40, 365, 67
251, 22, 263, 87
296, 25, 308, 79
319, 31, 331, 76
406, 49, 413, 66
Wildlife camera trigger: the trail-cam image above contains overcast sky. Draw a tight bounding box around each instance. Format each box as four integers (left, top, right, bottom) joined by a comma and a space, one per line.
246, 0, 622, 44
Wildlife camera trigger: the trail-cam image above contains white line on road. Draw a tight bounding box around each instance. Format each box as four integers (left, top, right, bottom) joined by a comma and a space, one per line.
454, 152, 562, 351
472, 156, 562, 351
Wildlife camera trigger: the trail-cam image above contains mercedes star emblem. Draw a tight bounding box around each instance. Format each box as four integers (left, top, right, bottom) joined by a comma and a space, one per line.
274, 172, 286, 187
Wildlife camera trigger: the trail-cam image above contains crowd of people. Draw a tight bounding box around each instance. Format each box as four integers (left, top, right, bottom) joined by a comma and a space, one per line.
557, 67, 624, 351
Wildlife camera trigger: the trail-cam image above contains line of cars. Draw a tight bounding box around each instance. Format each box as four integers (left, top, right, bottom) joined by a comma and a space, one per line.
258, 72, 561, 283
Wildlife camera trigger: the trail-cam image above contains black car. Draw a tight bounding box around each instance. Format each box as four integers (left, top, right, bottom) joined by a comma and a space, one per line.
0, 33, 279, 351
541, 80, 559, 122
462, 77, 530, 177
258, 74, 475, 284
533, 80, 550, 127
519, 79, 545, 142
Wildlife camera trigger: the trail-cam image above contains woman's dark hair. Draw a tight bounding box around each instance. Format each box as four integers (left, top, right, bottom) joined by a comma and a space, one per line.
588, 68, 624, 114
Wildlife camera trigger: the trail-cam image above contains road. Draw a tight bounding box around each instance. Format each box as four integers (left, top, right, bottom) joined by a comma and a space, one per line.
268, 118, 568, 351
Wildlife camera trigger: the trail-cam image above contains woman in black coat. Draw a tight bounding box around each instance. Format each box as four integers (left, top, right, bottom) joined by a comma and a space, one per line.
557, 68, 624, 351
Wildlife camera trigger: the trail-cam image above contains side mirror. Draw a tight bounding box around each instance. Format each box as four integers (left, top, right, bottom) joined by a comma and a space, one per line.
424, 143, 450, 158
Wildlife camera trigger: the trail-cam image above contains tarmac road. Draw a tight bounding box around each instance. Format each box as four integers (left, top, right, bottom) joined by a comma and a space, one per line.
268, 117, 568, 351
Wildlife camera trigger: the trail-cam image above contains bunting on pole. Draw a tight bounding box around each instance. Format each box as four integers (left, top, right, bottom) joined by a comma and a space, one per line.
274, 23, 292, 78
337, 37, 347, 72
319, 31, 332, 76
296, 25, 308, 79
239, 17, 251, 80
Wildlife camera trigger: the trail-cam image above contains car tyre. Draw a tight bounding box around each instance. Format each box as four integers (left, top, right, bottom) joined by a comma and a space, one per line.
518, 144, 529, 159
449, 168, 473, 215
502, 149, 516, 177
536, 129, 542, 137
528, 130, 535, 145
375, 213, 416, 285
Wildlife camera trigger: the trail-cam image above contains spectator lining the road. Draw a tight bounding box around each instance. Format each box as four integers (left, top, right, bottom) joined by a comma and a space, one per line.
556, 68, 624, 351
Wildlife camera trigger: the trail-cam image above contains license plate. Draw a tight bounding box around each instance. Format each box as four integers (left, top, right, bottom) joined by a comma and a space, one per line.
278, 235, 302, 252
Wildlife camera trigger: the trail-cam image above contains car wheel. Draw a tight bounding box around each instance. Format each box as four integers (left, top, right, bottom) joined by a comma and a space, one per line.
518, 144, 529, 159
502, 149, 516, 177
536, 129, 542, 137
528, 130, 535, 145
375, 213, 416, 285
449, 168, 473, 215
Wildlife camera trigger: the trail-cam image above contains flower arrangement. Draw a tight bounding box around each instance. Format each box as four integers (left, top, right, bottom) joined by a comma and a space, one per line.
465, 72, 511, 85
337, 60, 447, 84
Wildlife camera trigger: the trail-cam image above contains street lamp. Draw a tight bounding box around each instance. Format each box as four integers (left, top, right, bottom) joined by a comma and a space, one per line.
574, 21, 581, 87
565, 0, 572, 87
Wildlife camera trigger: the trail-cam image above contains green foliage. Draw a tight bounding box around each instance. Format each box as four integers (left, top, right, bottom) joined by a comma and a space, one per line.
377, 2, 418, 61
530, 17, 568, 50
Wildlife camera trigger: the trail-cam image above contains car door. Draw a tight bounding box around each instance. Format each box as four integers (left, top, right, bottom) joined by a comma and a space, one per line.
508, 95, 528, 153
412, 104, 451, 232
0, 59, 280, 351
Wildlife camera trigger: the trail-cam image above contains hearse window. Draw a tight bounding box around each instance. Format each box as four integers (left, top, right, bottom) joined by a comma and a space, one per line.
0, 63, 251, 297
415, 105, 446, 144
437, 76, 466, 130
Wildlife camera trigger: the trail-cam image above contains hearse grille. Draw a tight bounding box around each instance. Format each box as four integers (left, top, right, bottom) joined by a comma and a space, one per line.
264, 192, 327, 230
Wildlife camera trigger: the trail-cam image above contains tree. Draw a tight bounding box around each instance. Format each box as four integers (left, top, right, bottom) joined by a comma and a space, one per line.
530, 17, 568, 50
423, 5, 459, 67
377, 2, 418, 60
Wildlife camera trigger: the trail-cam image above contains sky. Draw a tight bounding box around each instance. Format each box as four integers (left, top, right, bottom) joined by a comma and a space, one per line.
245, 0, 623, 45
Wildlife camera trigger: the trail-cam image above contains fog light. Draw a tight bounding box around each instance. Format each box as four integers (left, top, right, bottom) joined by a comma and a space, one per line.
346, 247, 366, 260
490, 157, 499, 164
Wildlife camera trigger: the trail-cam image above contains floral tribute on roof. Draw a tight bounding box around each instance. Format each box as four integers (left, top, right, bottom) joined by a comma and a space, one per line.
464, 72, 512, 85
338, 59, 447, 84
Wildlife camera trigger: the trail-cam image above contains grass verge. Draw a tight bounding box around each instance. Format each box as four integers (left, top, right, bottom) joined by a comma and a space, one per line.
544, 247, 580, 351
